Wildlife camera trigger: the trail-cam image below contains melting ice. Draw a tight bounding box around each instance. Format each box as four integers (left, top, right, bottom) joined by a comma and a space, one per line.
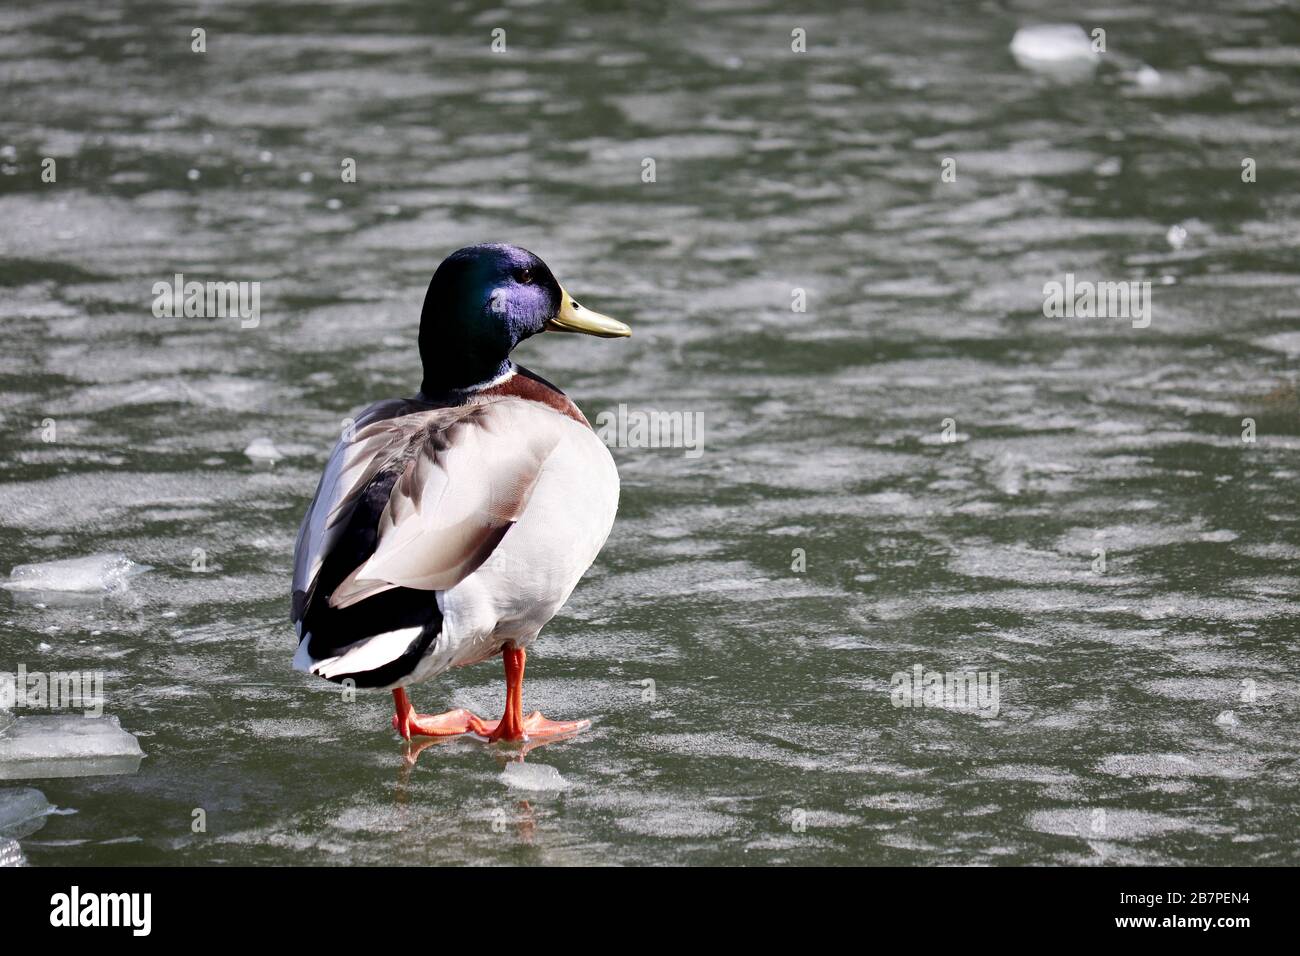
2, 553, 149, 593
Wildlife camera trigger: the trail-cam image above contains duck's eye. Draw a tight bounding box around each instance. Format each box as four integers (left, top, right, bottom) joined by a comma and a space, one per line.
514, 268, 534, 285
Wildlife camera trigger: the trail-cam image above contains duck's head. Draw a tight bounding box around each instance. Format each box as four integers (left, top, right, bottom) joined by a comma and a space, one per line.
418, 243, 630, 394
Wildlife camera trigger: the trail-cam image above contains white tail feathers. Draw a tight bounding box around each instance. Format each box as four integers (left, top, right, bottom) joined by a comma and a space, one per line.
293, 625, 424, 680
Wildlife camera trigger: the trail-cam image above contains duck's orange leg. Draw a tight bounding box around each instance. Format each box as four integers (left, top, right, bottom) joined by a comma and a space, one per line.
391, 688, 489, 740
483, 646, 590, 743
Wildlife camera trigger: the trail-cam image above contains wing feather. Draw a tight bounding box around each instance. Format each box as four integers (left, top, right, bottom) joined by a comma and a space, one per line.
295, 399, 564, 612
291, 399, 424, 614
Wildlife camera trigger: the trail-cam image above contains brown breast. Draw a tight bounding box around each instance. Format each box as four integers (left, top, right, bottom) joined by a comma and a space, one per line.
477, 366, 591, 429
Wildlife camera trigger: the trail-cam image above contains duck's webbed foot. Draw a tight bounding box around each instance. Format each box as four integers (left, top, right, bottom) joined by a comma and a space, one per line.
482, 711, 591, 743
480, 646, 591, 743
391, 688, 489, 740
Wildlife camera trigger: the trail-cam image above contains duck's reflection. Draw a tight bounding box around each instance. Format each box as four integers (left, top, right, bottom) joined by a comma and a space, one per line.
394, 739, 554, 843
394, 729, 581, 828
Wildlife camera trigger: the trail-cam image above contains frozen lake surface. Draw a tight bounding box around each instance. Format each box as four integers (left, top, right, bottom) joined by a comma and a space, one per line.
0, 0, 1298, 864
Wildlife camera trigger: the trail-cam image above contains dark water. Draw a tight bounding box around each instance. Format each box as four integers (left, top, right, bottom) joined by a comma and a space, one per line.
1, 0, 1298, 865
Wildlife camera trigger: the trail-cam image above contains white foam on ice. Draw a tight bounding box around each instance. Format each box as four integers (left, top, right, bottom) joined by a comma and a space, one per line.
1026, 808, 1189, 841
1254, 331, 1300, 356
2, 553, 150, 593
1097, 752, 1254, 780
500, 761, 570, 792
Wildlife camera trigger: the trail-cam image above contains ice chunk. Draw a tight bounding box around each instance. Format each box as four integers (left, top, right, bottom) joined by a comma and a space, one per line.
2, 553, 149, 593
244, 437, 283, 463
500, 761, 570, 792
0, 786, 52, 837
1010, 25, 1100, 79
0, 715, 144, 780
0, 837, 24, 867
1135, 65, 1161, 88
1214, 710, 1240, 727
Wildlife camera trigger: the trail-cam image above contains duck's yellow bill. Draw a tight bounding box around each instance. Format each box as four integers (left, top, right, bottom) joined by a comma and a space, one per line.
546, 287, 631, 338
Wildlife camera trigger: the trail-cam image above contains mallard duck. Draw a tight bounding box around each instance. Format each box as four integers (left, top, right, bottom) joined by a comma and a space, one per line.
291, 244, 629, 743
